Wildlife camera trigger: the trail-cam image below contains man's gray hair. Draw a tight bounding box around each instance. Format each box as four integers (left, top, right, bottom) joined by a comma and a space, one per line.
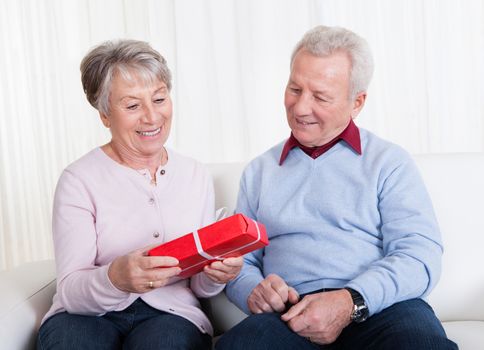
291, 26, 374, 99
80, 39, 172, 115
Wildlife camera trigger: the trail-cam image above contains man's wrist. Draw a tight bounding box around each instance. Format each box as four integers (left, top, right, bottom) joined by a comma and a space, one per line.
344, 287, 369, 323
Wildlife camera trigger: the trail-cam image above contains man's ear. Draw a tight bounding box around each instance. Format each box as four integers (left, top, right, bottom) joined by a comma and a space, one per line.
351, 92, 367, 119
99, 112, 111, 128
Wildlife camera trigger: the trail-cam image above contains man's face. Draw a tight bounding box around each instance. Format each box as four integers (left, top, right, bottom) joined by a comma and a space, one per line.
284, 49, 365, 147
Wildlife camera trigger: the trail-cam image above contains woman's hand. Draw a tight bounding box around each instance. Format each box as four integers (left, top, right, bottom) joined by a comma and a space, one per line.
202, 256, 244, 284
108, 245, 181, 293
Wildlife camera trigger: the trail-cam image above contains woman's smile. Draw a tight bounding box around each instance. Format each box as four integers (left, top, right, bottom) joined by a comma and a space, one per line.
136, 127, 161, 137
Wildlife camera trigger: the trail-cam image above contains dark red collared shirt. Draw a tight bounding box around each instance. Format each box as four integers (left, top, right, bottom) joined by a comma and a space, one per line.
279, 119, 362, 165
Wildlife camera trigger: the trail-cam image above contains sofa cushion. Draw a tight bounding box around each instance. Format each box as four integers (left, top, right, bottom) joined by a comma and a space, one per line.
443, 321, 484, 349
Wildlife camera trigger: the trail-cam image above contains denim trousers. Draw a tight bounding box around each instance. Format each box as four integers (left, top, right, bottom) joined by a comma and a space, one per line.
215, 298, 458, 350
37, 298, 211, 350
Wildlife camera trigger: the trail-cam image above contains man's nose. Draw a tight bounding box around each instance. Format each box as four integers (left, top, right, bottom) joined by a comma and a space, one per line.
293, 94, 312, 116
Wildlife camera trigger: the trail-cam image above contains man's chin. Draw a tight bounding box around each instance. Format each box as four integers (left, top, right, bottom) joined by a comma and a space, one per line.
292, 132, 317, 148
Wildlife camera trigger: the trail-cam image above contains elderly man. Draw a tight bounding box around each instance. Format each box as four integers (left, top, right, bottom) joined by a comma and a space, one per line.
216, 26, 457, 349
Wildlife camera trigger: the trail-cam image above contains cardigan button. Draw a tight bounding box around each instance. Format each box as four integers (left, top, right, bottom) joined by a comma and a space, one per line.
153, 232, 160, 238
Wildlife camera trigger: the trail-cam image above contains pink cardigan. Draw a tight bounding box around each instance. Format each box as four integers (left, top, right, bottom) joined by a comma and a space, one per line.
42, 147, 224, 335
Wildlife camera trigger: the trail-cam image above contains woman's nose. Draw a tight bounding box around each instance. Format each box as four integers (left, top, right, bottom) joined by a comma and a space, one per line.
142, 105, 159, 123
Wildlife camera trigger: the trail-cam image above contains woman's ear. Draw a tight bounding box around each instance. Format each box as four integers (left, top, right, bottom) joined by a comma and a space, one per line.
351, 92, 367, 119
99, 112, 111, 128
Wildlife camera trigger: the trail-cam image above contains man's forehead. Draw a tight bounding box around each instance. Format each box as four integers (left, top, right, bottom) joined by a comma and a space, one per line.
289, 57, 350, 84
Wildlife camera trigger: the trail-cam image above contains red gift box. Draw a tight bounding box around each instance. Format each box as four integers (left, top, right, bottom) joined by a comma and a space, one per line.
148, 213, 268, 278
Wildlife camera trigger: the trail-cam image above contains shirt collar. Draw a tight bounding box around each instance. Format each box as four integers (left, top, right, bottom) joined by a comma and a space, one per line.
279, 119, 362, 165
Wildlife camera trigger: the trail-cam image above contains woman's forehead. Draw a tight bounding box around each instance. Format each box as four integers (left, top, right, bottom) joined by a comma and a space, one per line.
110, 72, 167, 101
113, 65, 165, 87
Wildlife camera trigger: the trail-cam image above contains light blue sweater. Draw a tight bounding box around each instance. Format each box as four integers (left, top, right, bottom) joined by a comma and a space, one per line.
226, 128, 442, 316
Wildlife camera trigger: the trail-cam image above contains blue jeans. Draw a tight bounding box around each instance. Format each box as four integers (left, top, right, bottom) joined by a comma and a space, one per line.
37, 298, 211, 350
216, 299, 458, 350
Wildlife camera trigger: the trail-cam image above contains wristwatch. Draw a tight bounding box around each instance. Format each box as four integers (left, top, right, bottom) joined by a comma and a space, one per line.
344, 287, 369, 323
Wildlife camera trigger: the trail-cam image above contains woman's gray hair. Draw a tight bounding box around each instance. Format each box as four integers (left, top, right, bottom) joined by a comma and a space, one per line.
80, 39, 172, 115
291, 26, 374, 99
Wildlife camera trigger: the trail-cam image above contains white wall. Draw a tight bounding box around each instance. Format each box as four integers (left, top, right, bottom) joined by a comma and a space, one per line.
0, 0, 483, 269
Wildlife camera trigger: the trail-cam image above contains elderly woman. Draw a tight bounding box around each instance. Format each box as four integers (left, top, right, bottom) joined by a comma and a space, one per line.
36, 40, 243, 350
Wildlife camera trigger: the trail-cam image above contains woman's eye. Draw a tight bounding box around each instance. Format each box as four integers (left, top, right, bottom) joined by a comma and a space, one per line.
154, 98, 165, 104
126, 104, 139, 110
289, 87, 301, 94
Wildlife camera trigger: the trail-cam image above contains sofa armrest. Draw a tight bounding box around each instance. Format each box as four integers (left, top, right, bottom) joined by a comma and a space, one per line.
0, 260, 56, 350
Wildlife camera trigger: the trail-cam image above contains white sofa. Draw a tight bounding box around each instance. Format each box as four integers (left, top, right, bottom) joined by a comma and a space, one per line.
1, 154, 484, 350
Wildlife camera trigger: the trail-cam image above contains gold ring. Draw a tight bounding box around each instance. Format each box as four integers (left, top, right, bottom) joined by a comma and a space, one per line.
148, 281, 154, 288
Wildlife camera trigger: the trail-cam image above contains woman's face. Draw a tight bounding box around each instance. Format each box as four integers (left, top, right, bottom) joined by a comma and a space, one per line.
100, 72, 172, 159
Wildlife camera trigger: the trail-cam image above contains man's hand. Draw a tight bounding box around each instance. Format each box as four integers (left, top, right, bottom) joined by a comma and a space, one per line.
281, 289, 353, 345
203, 256, 244, 284
247, 274, 299, 313
108, 245, 181, 293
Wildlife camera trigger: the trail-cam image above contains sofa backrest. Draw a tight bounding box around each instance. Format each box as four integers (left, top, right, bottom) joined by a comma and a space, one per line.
208, 162, 247, 215
413, 154, 484, 322
206, 153, 484, 327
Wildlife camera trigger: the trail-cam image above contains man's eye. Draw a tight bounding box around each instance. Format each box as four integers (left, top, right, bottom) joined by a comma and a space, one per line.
154, 98, 165, 104
289, 87, 301, 94
126, 104, 139, 110
315, 96, 328, 102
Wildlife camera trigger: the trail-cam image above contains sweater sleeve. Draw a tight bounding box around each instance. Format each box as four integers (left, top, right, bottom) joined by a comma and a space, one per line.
53, 170, 131, 315
225, 168, 265, 314
346, 154, 443, 315
190, 167, 226, 297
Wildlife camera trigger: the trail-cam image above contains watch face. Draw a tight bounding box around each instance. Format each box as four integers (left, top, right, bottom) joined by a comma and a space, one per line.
352, 305, 369, 323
